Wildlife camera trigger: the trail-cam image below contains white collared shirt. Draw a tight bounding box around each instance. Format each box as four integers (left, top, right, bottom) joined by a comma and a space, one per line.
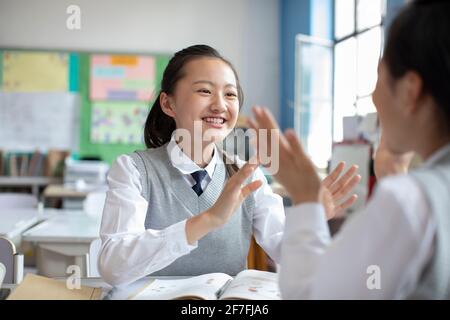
280, 144, 450, 299
98, 137, 285, 286
165, 137, 217, 191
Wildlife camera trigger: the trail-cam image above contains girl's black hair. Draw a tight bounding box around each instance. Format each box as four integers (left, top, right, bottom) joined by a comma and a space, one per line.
383, 0, 450, 130
144, 44, 244, 149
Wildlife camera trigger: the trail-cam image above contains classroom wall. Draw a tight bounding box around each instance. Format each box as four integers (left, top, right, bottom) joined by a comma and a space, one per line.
0, 0, 280, 120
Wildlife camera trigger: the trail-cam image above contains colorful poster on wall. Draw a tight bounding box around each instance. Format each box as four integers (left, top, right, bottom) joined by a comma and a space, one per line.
91, 101, 149, 144
90, 55, 155, 101
2, 51, 69, 92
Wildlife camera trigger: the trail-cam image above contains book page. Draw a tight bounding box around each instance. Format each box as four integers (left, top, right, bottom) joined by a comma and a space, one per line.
131, 273, 233, 300
219, 270, 281, 300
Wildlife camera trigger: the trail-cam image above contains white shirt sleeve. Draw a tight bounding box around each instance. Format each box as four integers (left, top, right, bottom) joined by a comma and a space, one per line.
251, 168, 285, 264
98, 154, 197, 287
279, 175, 436, 299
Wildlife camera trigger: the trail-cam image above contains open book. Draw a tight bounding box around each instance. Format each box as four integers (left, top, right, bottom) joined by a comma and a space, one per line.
130, 269, 280, 300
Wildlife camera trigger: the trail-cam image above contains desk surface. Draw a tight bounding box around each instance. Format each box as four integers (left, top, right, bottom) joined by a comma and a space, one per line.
43, 184, 89, 198
22, 210, 101, 243
0, 208, 62, 240
1, 276, 188, 300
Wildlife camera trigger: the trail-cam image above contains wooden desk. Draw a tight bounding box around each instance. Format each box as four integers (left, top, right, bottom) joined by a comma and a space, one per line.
43, 184, 89, 199
43, 184, 107, 209
1, 276, 190, 300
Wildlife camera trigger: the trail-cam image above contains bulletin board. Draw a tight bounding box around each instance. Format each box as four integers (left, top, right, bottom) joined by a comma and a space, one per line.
0, 50, 80, 151
0, 48, 170, 164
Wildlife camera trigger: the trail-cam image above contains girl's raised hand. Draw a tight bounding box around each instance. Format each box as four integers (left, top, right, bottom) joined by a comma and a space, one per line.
248, 106, 361, 216
248, 106, 321, 205
320, 162, 361, 219
206, 159, 262, 229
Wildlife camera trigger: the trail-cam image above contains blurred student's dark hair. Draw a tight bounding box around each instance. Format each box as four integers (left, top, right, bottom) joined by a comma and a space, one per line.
144, 45, 244, 148
383, 0, 450, 131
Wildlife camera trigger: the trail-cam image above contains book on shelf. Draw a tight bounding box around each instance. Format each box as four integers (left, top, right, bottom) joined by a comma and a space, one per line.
9, 154, 18, 176
45, 149, 70, 177
27, 150, 42, 177
129, 269, 280, 300
19, 153, 30, 177
0, 150, 47, 177
26, 150, 46, 176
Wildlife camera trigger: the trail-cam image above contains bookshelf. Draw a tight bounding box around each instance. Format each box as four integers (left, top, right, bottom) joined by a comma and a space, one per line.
0, 176, 62, 197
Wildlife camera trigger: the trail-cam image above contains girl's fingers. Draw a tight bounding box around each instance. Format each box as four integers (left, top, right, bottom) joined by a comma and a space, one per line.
231, 161, 258, 187
329, 165, 359, 195
241, 180, 263, 198
253, 106, 278, 130
335, 194, 358, 213
246, 117, 259, 132
332, 174, 361, 201
322, 162, 345, 188
260, 107, 280, 129
284, 129, 306, 158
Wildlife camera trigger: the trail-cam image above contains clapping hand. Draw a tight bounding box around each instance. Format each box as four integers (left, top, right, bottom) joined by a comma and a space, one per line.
248, 106, 360, 219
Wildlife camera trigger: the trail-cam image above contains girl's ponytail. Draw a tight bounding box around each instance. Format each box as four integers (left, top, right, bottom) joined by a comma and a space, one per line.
144, 93, 176, 148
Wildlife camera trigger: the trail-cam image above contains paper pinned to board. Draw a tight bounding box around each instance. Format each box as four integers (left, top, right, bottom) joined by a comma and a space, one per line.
90, 54, 156, 101
2, 51, 69, 92
90, 101, 147, 144
0, 92, 80, 151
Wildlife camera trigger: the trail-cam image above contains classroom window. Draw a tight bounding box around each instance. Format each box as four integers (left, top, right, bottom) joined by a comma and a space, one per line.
295, 0, 385, 168
333, 0, 386, 142
295, 36, 333, 170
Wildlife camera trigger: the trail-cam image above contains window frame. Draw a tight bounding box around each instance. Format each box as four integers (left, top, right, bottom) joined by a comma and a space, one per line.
332, 0, 386, 142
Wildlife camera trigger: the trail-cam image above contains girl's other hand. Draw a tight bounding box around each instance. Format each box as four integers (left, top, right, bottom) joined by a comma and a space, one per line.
249, 106, 321, 206
320, 162, 361, 219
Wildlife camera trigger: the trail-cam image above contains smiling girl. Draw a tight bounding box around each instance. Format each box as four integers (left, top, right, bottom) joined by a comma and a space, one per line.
98, 45, 359, 287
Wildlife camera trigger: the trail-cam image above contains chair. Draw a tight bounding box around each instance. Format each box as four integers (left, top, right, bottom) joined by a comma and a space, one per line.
247, 237, 273, 272
0, 237, 24, 284
0, 193, 38, 209
0, 262, 5, 287
86, 238, 102, 277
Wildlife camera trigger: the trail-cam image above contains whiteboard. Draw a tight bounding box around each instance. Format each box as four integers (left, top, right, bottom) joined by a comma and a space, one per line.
0, 92, 80, 151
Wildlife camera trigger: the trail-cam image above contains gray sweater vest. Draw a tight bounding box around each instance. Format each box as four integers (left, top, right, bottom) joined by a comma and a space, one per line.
408, 146, 450, 299
130, 145, 255, 276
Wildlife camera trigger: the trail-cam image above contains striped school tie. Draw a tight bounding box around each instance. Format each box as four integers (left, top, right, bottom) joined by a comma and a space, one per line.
191, 170, 208, 196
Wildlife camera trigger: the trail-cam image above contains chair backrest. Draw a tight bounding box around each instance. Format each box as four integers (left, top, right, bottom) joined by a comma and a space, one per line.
0, 193, 38, 209
0, 262, 5, 287
87, 238, 102, 278
0, 237, 23, 284
83, 191, 107, 219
